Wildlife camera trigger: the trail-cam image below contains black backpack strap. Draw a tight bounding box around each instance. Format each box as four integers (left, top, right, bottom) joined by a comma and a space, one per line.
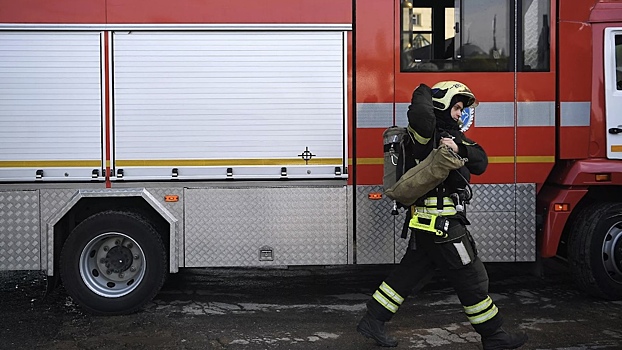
401, 208, 411, 239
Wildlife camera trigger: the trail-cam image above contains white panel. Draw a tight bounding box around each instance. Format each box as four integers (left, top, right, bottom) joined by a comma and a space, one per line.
113, 31, 345, 179
605, 29, 622, 159
0, 32, 102, 181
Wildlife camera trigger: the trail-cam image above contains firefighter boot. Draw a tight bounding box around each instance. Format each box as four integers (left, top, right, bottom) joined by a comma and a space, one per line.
481, 328, 528, 350
356, 312, 398, 347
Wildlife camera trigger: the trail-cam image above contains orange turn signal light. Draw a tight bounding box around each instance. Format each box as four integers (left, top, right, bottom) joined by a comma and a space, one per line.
164, 195, 179, 202
595, 173, 611, 182
553, 203, 569, 212
368, 192, 383, 200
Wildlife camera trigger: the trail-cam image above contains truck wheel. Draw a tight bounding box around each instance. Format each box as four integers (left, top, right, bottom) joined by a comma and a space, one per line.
568, 202, 622, 300
60, 210, 167, 315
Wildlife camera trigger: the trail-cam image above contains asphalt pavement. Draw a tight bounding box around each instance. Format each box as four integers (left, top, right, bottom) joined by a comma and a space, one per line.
1, 259, 621, 349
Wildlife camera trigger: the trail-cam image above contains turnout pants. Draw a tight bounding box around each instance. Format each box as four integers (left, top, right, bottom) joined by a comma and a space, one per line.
366, 219, 504, 337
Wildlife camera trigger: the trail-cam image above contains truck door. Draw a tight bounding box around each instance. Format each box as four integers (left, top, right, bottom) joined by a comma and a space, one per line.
0, 31, 104, 182
605, 28, 622, 159
111, 30, 348, 181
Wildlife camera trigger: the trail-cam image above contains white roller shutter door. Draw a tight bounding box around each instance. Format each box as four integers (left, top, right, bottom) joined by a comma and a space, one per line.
113, 31, 346, 180
0, 32, 102, 182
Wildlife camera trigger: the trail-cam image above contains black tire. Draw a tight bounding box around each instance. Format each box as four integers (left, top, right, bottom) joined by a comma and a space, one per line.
60, 210, 167, 315
568, 202, 622, 300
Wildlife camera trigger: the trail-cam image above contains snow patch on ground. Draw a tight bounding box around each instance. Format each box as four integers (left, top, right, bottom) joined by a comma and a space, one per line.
154, 300, 366, 315
405, 325, 480, 348
229, 332, 340, 346
519, 318, 584, 331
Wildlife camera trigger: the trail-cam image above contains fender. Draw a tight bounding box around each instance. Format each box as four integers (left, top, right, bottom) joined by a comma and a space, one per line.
538, 159, 622, 257
548, 159, 622, 186
537, 185, 587, 258
46, 188, 179, 275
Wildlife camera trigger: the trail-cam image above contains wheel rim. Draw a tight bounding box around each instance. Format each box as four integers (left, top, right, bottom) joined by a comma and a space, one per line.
79, 232, 146, 298
602, 220, 622, 284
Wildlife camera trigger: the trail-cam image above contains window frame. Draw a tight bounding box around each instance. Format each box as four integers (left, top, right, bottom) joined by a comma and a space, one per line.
399, 0, 549, 73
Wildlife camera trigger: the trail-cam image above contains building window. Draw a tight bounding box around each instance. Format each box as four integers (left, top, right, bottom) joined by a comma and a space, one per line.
521, 0, 550, 71
412, 13, 422, 27
399, 0, 550, 72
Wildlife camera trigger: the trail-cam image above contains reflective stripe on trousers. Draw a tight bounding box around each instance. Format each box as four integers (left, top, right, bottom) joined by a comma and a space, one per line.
372, 282, 404, 314
463, 296, 499, 325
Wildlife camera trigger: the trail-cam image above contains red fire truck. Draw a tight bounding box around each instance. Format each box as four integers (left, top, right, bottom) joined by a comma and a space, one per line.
0, 0, 621, 314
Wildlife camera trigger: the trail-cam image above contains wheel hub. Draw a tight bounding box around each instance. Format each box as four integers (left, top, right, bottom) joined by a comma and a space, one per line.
614, 235, 622, 273
105, 246, 133, 273
80, 232, 145, 297
602, 222, 622, 284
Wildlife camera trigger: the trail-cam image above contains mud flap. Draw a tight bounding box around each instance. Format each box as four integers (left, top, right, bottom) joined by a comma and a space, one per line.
44, 273, 60, 298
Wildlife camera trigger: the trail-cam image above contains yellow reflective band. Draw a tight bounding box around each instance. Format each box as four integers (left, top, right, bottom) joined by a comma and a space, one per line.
407, 125, 430, 144
422, 197, 454, 207
409, 211, 449, 238
409, 211, 438, 233
414, 206, 457, 216
467, 305, 499, 325
417, 197, 457, 216
464, 296, 493, 315
373, 291, 399, 313
379, 282, 404, 305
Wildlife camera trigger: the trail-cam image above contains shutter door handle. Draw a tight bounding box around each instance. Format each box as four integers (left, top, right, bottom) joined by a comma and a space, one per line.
609, 127, 622, 134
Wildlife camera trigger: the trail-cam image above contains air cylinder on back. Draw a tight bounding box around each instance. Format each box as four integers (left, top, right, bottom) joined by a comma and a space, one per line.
382, 126, 407, 191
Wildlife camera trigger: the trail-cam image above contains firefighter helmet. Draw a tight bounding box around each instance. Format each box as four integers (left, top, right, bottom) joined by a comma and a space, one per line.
431, 81, 478, 110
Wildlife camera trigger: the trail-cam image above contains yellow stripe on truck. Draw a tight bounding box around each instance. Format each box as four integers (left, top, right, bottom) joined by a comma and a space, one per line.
0, 160, 101, 168
354, 156, 554, 165
0, 159, 345, 168
116, 158, 343, 167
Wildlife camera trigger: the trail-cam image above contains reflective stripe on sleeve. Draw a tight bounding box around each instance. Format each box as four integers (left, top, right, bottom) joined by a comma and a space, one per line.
407, 125, 430, 144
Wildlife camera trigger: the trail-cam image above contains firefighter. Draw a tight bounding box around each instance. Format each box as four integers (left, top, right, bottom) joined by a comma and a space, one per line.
356, 81, 528, 350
